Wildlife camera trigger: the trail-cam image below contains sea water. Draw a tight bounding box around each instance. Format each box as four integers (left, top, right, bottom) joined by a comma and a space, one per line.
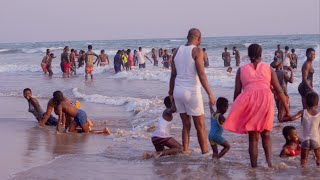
0, 34, 319, 179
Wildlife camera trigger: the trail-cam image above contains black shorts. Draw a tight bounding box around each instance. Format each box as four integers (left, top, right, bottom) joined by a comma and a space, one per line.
139, 63, 146, 68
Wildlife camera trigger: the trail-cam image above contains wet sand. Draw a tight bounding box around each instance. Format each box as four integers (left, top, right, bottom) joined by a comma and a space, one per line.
1, 95, 320, 180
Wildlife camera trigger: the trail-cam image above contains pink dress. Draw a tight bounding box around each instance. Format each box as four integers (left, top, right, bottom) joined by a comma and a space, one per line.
223, 62, 274, 134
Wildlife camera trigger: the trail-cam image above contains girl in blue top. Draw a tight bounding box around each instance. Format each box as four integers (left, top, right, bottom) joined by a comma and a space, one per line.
209, 97, 230, 159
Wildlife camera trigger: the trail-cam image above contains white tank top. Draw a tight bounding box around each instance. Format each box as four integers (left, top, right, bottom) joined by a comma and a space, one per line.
152, 116, 172, 138
283, 52, 291, 67
301, 110, 320, 144
174, 45, 201, 91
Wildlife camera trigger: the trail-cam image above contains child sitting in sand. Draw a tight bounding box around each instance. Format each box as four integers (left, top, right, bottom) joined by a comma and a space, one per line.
144, 96, 183, 159
208, 97, 230, 159
282, 92, 320, 167
279, 126, 301, 157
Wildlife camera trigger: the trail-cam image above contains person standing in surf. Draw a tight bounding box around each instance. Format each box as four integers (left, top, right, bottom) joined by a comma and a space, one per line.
60, 46, 70, 78
41, 49, 50, 74
291, 48, 298, 69
151, 48, 158, 66
85, 45, 98, 79
282, 46, 292, 70
298, 48, 316, 109
137, 47, 152, 69
223, 44, 290, 168
169, 28, 216, 154
233, 46, 240, 67
203, 48, 209, 68
222, 47, 231, 67
275, 44, 284, 62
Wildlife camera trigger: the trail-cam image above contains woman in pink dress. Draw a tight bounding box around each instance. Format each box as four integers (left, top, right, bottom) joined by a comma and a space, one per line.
223, 44, 290, 168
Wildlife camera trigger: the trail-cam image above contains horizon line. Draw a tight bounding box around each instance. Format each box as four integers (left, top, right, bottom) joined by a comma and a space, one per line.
0, 33, 319, 44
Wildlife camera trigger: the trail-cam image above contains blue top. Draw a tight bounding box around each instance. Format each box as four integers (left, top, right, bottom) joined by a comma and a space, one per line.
209, 113, 223, 137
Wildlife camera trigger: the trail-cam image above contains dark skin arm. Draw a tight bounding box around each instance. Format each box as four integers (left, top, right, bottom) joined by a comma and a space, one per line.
194, 48, 215, 105
302, 62, 314, 92
281, 110, 303, 122
218, 115, 226, 125
56, 104, 63, 132
168, 49, 178, 97
233, 69, 242, 101
284, 67, 294, 83
39, 100, 54, 126
271, 67, 291, 116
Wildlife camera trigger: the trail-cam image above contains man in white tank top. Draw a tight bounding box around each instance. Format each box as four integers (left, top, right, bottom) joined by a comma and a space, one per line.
169, 28, 216, 154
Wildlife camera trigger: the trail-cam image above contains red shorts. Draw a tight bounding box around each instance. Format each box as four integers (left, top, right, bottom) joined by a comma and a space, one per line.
63, 62, 71, 73
41, 63, 48, 73
85, 66, 94, 74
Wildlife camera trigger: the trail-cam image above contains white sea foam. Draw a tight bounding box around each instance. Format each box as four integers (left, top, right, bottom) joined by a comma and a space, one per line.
0, 49, 10, 53
72, 88, 162, 113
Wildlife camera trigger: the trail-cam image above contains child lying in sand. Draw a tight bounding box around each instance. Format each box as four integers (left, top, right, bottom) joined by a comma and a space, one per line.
144, 96, 183, 159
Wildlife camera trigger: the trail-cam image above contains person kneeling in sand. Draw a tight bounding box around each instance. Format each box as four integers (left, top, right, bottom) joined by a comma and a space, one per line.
52, 91, 110, 135
144, 96, 183, 159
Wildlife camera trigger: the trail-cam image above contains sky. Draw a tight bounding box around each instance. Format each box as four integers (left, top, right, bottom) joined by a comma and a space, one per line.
0, 0, 319, 43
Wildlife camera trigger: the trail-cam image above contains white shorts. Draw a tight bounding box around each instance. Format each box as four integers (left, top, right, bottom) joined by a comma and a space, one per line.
173, 86, 204, 116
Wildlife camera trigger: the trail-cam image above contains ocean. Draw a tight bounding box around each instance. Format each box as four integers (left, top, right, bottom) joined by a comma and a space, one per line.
0, 34, 319, 179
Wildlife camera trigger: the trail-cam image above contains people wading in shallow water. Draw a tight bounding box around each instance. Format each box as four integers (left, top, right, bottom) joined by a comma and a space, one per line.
169, 28, 215, 154
298, 48, 316, 109
223, 44, 290, 168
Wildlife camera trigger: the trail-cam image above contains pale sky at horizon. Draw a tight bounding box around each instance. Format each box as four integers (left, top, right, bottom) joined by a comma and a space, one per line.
0, 0, 319, 43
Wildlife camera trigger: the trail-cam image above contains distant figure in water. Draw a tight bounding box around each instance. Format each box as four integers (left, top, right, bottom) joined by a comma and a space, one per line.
85, 45, 98, 79
223, 44, 290, 168
52, 91, 110, 134
96, 49, 109, 66
298, 48, 316, 109
158, 48, 164, 58
222, 47, 231, 67
169, 28, 216, 154
162, 49, 170, 69
70, 49, 77, 75
41, 49, 50, 74
275, 44, 284, 62
46, 53, 56, 78
203, 48, 209, 68
281, 92, 320, 167
144, 96, 183, 159
270, 57, 294, 121
279, 126, 301, 157
233, 46, 240, 67
290, 48, 298, 69
208, 97, 230, 159
151, 48, 158, 66
282, 46, 292, 70
127, 49, 133, 70
23, 88, 57, 126
60, 46, 70, 78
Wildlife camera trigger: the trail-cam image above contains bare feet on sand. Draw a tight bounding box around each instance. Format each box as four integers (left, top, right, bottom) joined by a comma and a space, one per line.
103, 128, 111, 135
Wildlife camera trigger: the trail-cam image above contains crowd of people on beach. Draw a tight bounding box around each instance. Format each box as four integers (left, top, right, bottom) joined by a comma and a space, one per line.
40, 45, 193, 79
29, 28, 319, 168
